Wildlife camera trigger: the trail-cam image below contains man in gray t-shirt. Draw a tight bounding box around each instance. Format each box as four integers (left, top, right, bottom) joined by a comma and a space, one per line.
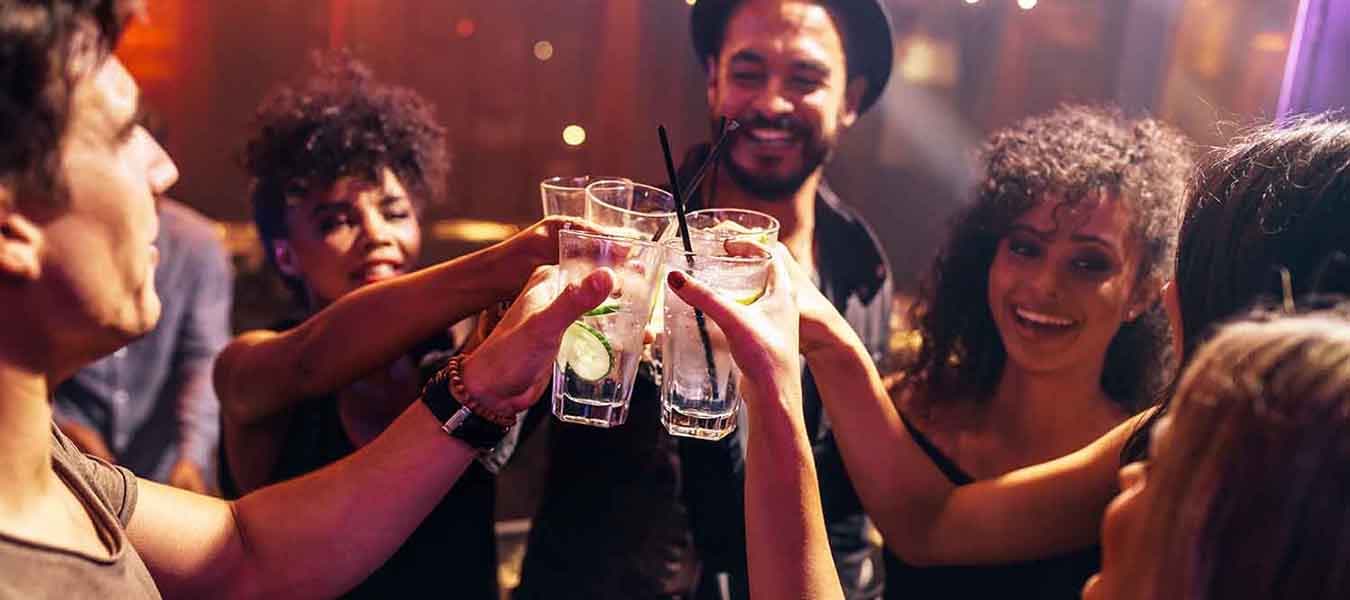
0, 2, 614, 597
0, 428, 161, 599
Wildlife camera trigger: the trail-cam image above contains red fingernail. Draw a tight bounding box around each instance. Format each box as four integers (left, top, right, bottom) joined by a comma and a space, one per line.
667, 271, 685, 290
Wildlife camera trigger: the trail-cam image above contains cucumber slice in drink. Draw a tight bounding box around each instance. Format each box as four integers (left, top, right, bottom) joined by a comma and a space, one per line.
560, 321, 614, 382
583, 298, 621, 317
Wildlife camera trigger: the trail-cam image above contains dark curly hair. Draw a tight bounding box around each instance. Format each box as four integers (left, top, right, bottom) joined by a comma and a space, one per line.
243, 50, 449, 297
904, 105, 1192, 413
0, 0, 142, 207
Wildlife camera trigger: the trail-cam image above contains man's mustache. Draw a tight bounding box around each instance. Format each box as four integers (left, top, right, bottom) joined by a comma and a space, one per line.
728, 115, 812, 139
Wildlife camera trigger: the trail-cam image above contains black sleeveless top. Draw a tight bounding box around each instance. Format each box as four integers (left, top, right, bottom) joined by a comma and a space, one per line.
882, 415, 1100, 600
219, 331, 498, 600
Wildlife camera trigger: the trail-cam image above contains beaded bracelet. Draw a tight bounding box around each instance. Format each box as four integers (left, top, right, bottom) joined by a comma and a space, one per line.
442, 354, 518, 428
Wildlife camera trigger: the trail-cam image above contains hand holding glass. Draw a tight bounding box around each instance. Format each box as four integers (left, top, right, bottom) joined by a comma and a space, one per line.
551, 229, 663, 428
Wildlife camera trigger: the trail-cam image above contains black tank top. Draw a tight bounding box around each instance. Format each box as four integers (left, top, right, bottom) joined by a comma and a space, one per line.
882, 414, 1100, 600
219, 332, 498, 599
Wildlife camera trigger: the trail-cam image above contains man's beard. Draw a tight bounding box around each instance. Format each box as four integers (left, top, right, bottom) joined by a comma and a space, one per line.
719, 115, 835, 202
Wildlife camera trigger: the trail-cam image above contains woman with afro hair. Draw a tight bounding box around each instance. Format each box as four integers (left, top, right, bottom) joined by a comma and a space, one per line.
214, 51, 581, 599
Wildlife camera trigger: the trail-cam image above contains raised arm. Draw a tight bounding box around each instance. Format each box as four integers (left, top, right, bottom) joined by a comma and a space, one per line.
790, 253, 1140, 565
668, 242, 844, 600
132, 265, 614, 599
214, 217, 582, 427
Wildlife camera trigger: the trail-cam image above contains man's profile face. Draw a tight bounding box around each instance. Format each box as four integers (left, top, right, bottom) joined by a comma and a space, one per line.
707, 0, 862, 200
38, 54, 178, 349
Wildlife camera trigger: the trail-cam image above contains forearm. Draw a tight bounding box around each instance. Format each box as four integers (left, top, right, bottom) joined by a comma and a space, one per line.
808, 322, 1129, 564
227, 401, 474, 599
743, 387, 844, 600
803, 318, 958, 561
219, 242, 528, 424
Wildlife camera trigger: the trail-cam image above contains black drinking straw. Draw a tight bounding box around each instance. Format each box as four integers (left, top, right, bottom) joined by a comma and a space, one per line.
681, 118, 739, 205
658, 125, 721, 403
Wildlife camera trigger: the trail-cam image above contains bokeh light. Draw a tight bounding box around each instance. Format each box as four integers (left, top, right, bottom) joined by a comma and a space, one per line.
562, 125, 587, 146
454, 18, 476, 38
533, 41, 554, 61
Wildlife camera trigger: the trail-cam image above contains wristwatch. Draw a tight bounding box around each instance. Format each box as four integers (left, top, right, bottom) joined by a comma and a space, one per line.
420, 358, 511, 451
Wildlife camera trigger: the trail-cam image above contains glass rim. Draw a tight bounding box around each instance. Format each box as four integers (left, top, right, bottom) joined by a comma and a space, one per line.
685, 207, 782, 234
585, 180, 677, 218
560, 226, 662, 248
540, 175, 630, 193
661, 239, 773, 265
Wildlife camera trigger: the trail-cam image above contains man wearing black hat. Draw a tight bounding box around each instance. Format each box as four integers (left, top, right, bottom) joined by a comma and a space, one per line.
678, 1, 894, 599
514, 2, 893, 599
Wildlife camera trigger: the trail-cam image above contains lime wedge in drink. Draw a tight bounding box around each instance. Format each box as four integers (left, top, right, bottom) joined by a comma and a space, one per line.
560, 321, 614, 382
710, 220, 755, 235
583, 297, 621, 317
707, 220, 773, 246
732, 286, 766, 306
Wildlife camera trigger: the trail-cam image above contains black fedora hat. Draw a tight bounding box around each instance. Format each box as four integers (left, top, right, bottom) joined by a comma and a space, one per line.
690, 0, 895, 115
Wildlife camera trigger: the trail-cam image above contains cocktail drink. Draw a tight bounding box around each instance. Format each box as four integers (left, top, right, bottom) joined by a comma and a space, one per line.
540, 175, 628, 218
660, 243, 770, 440
685, 208, 781, 252
552, 229, 663, 428
586, 179, 679, 370
585, 179, 677, 241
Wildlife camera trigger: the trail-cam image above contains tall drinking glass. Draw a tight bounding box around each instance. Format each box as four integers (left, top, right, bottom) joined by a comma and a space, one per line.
585, 180, 677, 241
540, 176, 628, 218
552, 229, 663, 428
660, 243, 771, 440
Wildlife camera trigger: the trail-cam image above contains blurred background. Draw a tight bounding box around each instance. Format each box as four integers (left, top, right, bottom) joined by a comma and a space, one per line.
113, 0, 1318, 593
117, 0, 1305, 300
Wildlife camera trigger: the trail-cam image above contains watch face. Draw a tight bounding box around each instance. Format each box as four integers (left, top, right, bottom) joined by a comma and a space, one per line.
443, 407, 508, 451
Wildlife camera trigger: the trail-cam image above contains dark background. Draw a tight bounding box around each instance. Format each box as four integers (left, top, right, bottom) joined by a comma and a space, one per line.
118, 0, 1299, 300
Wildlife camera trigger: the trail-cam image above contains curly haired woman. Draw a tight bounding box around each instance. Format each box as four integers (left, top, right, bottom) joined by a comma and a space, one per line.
707, 114, 1350, 599
214, 52, 584, 599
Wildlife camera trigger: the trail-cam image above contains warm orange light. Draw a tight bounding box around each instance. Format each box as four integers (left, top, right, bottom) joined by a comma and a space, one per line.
563, 125, 587, 146
1251, 32, 1289, 53
534, 41, 555, 61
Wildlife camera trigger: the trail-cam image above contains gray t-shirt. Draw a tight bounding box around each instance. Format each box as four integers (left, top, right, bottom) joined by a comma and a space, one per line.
0, 426, 159, 599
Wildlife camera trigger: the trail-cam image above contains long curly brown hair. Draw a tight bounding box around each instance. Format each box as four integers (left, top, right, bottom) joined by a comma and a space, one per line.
904, 105, 1192, 413
242, 50, 449, 300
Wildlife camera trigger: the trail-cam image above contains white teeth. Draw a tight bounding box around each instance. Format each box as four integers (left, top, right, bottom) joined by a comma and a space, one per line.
750, 128, 791, 141
360, 263, 396, 280
1015, 307, 1074, 327
747, 128, 794, 145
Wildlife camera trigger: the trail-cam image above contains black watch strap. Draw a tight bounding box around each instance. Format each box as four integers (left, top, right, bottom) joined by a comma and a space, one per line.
421, 367, 509, 451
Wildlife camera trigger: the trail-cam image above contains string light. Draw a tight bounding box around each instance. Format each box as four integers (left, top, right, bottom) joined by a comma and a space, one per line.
563, 125, 587, 146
